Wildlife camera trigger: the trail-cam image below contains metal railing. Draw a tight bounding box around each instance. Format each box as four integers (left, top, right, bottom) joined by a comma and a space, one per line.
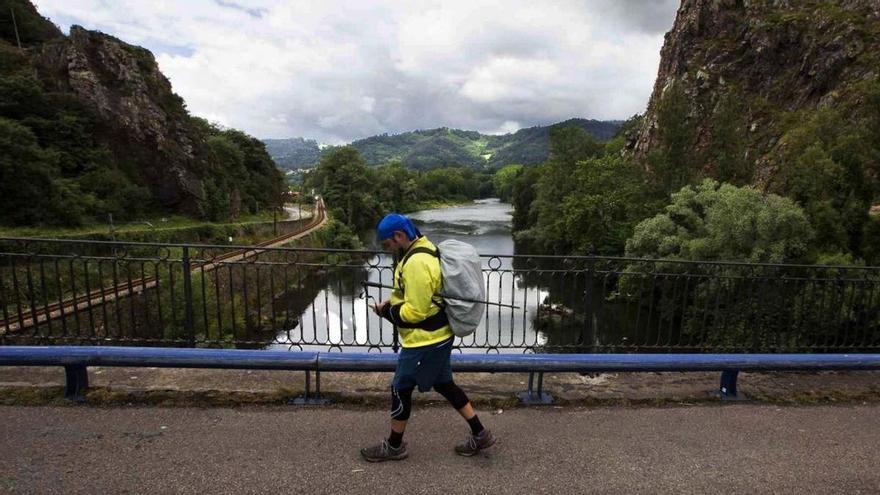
1, 238, 879, 353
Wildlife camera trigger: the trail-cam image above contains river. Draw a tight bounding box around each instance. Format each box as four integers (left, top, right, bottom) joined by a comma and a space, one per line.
270, 199, 552, 353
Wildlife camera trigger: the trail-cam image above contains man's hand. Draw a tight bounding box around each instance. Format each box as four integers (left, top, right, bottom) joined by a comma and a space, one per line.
372, 300, 389, 316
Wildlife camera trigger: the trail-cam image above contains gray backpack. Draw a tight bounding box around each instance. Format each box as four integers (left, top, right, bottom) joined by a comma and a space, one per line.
401, 239, 485, 337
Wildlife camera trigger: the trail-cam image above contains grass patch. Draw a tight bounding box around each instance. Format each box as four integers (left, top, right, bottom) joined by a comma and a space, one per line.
407, 198, 474, 212
0, 211, 284, 239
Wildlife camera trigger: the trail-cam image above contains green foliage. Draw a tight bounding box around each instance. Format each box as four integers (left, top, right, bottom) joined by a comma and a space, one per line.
201, 125, 285, 218
602, 114, 643, 155
0, 116, 76, 225
510, 165, 542, 232
402, 132, 483, 169
862, 216, 880, 265
768, 82, 880, 262
492, 164, 523, 202
308, 146, 376, 232
77, 165, 152, 219
262, 137, 321, 169
557, 155, 649, 255
625, 179, 813, 263
417, 167, 486, 200
368, 161, 421, 212
517, 127, 606, 253
319, 219, 363, 250
306, 147, 494, 237
201, 178, 230, 222
709, 92, 752, 185
0, 72, 45, 118
646, 83, 700, 195
0, 0, 63, 45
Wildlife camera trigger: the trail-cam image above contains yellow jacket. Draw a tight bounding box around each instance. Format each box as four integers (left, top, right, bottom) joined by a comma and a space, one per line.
386, 236, 453, 348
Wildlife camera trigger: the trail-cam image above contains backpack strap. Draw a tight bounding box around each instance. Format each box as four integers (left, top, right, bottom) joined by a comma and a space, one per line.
397, 245, 439, 290
392, 244, 448, 329
400, 246, 439, 267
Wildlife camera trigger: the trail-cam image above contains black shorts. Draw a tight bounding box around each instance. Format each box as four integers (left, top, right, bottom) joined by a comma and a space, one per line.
392, 338, 454, 392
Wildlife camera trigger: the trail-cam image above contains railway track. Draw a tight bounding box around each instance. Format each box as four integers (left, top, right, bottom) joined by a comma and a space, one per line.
0, 199, 328, 334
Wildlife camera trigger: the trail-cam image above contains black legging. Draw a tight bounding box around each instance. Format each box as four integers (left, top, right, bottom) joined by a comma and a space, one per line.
434, 381, 470, 410
390, 381, 470, 421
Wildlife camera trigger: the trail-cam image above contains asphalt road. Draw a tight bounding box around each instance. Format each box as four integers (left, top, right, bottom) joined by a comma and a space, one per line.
0, 404, 878, 494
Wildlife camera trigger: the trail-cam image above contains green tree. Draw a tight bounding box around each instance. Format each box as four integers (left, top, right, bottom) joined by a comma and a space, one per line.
646, 82, 700, 196
492, 164, 523, 202
370, 161, 420, 213
709, 92, 752, 185
0, 117, 83, 225
558, 155, 649, 255
625, 179, 813, 263
308, 146, 375, 232
510, 165, 542, 232
768, 85, 880, 261
526, 127, 604, 252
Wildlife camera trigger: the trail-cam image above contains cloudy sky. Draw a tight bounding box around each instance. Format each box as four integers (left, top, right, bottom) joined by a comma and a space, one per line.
33, 0, 680, 143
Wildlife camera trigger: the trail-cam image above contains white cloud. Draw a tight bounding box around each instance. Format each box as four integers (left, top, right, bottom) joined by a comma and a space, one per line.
33, 0, 679, 142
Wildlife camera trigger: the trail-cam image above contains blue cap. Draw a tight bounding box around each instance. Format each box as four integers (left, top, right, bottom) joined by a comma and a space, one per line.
377, 213, 420, 241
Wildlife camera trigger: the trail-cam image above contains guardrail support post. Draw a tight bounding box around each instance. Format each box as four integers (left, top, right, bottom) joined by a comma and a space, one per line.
517, 371, 553, 405
64, 365, 88, 402
717, 370, 745, 400
290, 370, 331, 406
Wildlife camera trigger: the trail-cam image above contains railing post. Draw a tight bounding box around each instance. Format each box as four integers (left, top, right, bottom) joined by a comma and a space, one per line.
517, 371, 554, 405
64, 364, 89, 402
290, 370, 331, 405
585, 262, 596, 353
717, 369, 745, 400
182, 246, 196, 347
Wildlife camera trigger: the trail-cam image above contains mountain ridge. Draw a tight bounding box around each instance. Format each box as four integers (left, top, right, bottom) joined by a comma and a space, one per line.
264, 118, 622, 170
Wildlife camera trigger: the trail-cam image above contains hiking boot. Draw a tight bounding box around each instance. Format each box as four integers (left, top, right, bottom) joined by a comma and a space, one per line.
455, 429, 496, 456
360, 439, 408, 462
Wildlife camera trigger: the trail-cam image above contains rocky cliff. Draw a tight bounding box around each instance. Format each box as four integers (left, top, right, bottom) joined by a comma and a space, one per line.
630, 0, 880, 184
32, 26, 206, 213
0, 0, 283, 225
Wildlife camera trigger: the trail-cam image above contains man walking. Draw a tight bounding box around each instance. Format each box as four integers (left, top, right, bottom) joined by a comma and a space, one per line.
360, 213, 496, 462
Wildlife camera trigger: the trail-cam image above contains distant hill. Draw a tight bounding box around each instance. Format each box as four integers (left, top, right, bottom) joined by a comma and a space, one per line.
262, 137, 322, 170
264, 118, 621, 170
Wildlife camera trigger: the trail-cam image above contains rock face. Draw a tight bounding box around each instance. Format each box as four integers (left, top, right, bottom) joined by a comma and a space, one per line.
631, 0, 880, 182
32, 26, 205, 214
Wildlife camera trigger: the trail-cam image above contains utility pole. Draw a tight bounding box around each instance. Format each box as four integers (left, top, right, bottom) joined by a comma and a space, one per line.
10, 8, 23, 51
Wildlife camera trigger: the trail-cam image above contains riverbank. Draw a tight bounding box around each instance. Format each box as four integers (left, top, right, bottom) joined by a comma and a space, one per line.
406, 198, 477, 212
